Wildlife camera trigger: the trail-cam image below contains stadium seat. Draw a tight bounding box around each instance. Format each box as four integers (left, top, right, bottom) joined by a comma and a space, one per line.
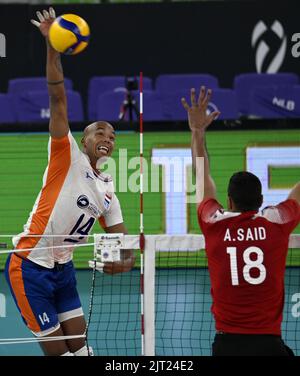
234, 73, 299, 116
161, 88, 238, 121
143, 90, 165, 121
8, 77, 73, 95
15, 90, 84, 123
250, 85, 300, 118
96, 90, 165, 122
0, 94, 16, 123
88, 76, 153, 120
96, 91, 141, 121
96, 91, 130, 121
155, 74, 219, 95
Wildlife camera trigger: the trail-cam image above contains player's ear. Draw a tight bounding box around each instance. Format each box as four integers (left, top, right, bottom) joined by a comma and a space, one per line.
259, 195, 263, 208
227, 196, 233, 211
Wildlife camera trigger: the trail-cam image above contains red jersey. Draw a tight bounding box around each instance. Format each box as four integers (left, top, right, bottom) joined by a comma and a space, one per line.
198, 198, 300, 335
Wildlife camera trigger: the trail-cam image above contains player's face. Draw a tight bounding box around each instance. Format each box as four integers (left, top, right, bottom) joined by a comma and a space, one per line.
84, 122, 115, 161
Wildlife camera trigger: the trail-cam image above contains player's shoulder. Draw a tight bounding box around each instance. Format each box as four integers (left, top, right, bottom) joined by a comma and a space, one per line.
198, 197, 221, 212
97, 172, 113, 184
258, 199, 300, 224
198, 197, 240, 224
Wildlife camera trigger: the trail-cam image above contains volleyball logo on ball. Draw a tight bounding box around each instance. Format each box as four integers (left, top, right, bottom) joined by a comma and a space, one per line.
49, 14, 90, 55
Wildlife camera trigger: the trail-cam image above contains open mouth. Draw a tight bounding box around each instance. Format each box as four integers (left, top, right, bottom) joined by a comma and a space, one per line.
96, 145, 109, 154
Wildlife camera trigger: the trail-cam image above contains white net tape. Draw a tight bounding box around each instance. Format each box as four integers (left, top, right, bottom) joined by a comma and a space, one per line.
0, 233, 298, 252
0, 334, 86, 345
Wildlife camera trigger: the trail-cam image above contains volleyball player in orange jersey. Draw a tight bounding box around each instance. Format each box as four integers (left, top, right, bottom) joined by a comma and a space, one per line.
5, 8, 135, 356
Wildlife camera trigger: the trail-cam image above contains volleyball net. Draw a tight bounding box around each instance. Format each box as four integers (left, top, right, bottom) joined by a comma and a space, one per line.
86, 233, 300, 356
0, 233, 299, 356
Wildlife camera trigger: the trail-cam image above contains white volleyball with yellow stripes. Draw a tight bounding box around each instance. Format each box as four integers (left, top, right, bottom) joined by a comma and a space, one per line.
49, 14, 90, 55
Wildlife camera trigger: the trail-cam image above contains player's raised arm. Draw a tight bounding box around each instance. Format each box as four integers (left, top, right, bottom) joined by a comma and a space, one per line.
181, 87, 220, 205
31, 8, 69, 139
288, 182, 300, 205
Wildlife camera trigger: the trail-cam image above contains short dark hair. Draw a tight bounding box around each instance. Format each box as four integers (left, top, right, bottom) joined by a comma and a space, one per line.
228, 171, 263, 212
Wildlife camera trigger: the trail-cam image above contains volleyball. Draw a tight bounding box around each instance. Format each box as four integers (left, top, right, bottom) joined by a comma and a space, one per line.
49, 14, 90, 55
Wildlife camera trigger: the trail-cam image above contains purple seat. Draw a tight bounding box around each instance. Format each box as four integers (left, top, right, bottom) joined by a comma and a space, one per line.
142, 90, 165, 121
96, 91, 140, 121
8, 77, 73, 95
162, 89, 238, 121
250, 85, 300, 118
89, 77, 124, 121
96, 91, 131, 121
0, 94, 16, 123
96, 90, 165, 122
234, 73, 299, 116
88, 76, 153, 120
155, 74, 219, 95
208, 89, 238, 120
15, 90, 84, 123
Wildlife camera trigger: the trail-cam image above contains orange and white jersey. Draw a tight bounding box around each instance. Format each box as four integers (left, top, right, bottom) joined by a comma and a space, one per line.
13, 132, 123, 269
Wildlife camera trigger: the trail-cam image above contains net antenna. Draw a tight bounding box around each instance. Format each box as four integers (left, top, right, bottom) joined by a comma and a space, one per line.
139, 72, 156, 356
139, 72, 146, 356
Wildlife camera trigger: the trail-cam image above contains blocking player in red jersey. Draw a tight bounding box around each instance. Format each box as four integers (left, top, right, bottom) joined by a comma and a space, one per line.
181, 87, 300, 356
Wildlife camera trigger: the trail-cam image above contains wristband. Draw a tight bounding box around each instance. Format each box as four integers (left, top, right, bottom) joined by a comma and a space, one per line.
47, 80, 64, 85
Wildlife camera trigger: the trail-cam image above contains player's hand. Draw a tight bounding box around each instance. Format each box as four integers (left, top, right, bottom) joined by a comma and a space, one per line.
88, 260, 105, 273
31, 7, 56, 39
181, 87, 220, 132
103, 257, 135, 275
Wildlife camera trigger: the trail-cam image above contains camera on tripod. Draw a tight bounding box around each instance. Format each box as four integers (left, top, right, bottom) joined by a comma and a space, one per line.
118, 76, 139, 122
125, 77, 138, 92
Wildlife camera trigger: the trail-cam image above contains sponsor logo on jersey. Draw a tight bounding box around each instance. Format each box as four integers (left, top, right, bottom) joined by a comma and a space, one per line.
77, 195, 101, 217
86, 172, 94, 180
77, 195, 90, 208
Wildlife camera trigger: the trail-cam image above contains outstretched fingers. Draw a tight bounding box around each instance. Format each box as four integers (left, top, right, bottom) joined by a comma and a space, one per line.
208, 110, 220, 123
190, 88, 197, 107
203, 88, 212, 107
31, 7, 56, 28
31, 19, 40, 28
181, 97, 190, 111
197, 86, 206, 106
36, 11, 45, 23
49, 7, 56, 19
43, 9, 50, 20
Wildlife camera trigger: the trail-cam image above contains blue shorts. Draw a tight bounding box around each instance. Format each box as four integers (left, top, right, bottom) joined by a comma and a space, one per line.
5, 253, 83, 336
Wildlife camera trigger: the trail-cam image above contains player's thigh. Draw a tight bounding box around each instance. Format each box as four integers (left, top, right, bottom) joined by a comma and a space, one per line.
61, 315, 87, 353
212, 334, 232, 356
39, 326, 70, 356
55, 262, 84, 322
5, 254, 61, 336
213, 334, 292, 356
55, 263, 86, 352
